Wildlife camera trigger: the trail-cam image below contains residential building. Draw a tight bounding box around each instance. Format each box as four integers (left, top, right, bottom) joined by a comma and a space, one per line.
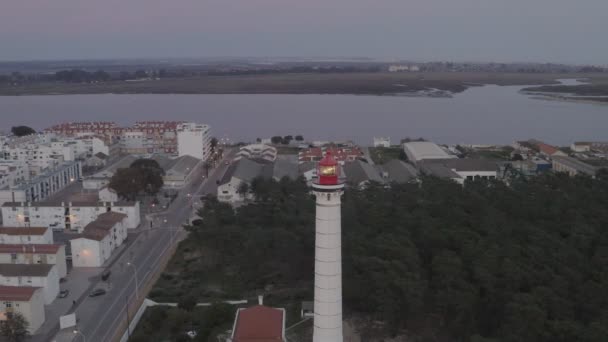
0, 286, 45, 333
0, 161, 82, 206
380, 159, 419, 183
83, 155, 138, 190
98, 187, 119, 202
552, 156, 597, 177
235, 144, 277, 162
0, 264, 59, 304
0, 227, 53, 245
403, 142, 456, 164
218, 159, 272, 203
343, 160, 384, 188
0, 244, 67, 278
373, 137, 391, 148
0, 134, 75, 174
229, 304, 286, 342
70, 212, 128, 267
46, 121, 183, 155
177, 122, 212, 161
1, 200, 140, 232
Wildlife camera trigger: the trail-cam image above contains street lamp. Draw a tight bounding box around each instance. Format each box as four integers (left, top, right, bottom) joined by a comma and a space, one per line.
126, 262, 139, 299
73, 329, 86, 342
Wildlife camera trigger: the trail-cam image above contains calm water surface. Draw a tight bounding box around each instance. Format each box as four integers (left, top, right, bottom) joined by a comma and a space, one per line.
0, 83, 606, 145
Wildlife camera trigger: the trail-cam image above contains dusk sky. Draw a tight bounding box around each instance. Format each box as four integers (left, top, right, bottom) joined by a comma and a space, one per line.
1, 0, 606, 64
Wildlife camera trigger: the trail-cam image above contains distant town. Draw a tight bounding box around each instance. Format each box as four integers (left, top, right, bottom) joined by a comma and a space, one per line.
0, 120, 607, 341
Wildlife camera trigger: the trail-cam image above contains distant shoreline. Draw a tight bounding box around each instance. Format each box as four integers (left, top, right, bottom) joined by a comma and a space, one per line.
1, 72, 600, 97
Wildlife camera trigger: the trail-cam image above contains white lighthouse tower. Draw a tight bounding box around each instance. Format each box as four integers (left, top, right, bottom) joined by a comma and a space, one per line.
313, 152, 344, 342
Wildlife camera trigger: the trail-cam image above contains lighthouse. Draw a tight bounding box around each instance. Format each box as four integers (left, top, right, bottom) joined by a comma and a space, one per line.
313, 152, 344, 342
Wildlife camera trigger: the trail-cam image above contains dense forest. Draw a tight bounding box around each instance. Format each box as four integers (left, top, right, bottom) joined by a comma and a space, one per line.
155, 172, 608, 341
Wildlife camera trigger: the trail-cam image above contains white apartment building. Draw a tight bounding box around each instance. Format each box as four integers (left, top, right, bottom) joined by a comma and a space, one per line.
0, 227, 53, 245
177, 123, 211, 161
0, 161, 82, 205
0, 286, 46, 333
1, 200, 141, 232
70, 212, 128, 267
0, 264, 59, 304
1, 134, 75, 175
120, 131, 147, 155
0, 244, 67, 278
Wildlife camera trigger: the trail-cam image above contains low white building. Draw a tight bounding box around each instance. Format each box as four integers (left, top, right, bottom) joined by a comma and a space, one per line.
552, 156, 597, 177
177, 122, 212, 161
0, 161, 30, 191
70, 212, 128, 267
0, 227, 53, 245
1, 200, 141, 232
0, 286, 46, 333
0, 244, 67, 278
373, 137, 391, 148
0, 264, 59, 304
160, 155, 201, 189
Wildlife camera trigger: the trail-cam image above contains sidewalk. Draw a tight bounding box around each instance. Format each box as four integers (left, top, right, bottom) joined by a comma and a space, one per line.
32, 268, 102, 342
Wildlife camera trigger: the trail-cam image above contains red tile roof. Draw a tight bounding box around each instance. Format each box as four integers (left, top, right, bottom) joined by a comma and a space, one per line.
0, 286, 41, 301
0, 227, 48, 236
537, 142, 560, 156
298, 147, 363, 163
0, 244, 62, 254
233, 306, 284, 342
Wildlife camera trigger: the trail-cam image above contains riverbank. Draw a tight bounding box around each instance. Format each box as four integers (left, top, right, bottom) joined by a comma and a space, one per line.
521, 78, 608, 104
1, 72, 602, 96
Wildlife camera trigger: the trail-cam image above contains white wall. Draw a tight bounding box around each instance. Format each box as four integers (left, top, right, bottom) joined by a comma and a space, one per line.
0, 267, 59, 305
0, 247, 66, 278
1, 202, 140, 232
0, 288, 45, 333
71, 238, 103, 267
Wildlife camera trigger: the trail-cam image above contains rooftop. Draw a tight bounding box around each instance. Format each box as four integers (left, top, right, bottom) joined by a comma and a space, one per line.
343, 160, 384, 185
552, 156, 598, 176
381, 159, 419, 183
403, 142, 455, 161
0, 244, 62, 254
2, 200, 136, 208
0, 264, 55, 277
0, 286, 41, 302
232, 306, 284, 342
81, 211, 128, 241
0, 227, 48, 236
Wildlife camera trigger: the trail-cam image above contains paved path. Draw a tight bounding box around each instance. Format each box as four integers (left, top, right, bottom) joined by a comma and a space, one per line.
48, 150, 234, 342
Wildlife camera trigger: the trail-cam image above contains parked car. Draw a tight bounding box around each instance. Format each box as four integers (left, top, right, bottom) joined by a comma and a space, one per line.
58, 290, 69, 298
89, 289, 106, 297
101, 270, 111, 281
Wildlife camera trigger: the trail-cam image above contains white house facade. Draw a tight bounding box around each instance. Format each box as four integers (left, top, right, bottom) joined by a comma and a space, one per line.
0, 227, 53, 245
0, 286, 46, 333
70, 212, 128, 268
0, 264, 59, 304
0, 244, 67, 278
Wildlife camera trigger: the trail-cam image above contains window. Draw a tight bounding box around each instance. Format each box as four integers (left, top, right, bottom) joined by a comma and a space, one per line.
10, 253, 17, 260
4, 302, 12, 308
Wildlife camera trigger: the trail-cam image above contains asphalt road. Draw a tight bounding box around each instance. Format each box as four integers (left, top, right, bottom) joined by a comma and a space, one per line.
51, 149, 235, 342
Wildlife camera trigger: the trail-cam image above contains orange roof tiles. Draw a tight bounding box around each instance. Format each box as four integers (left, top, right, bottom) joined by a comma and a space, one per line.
0, 227, 48, 236
0, 244, 62, 254
0, 286, 41, 301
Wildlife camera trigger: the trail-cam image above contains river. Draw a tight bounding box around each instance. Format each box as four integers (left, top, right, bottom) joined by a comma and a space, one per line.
0, 81, 606, 145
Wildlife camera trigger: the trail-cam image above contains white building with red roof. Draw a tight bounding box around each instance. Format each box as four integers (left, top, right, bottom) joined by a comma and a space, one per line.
298, 146, 363, 164
0, 264, 59, 304
0, 227, 53, 245
70, 212, 128, 267
0, 285, 45, 333
0, 244, 67, 278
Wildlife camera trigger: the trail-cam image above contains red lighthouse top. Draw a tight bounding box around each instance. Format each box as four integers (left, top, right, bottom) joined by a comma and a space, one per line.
316, 151, 340, 185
